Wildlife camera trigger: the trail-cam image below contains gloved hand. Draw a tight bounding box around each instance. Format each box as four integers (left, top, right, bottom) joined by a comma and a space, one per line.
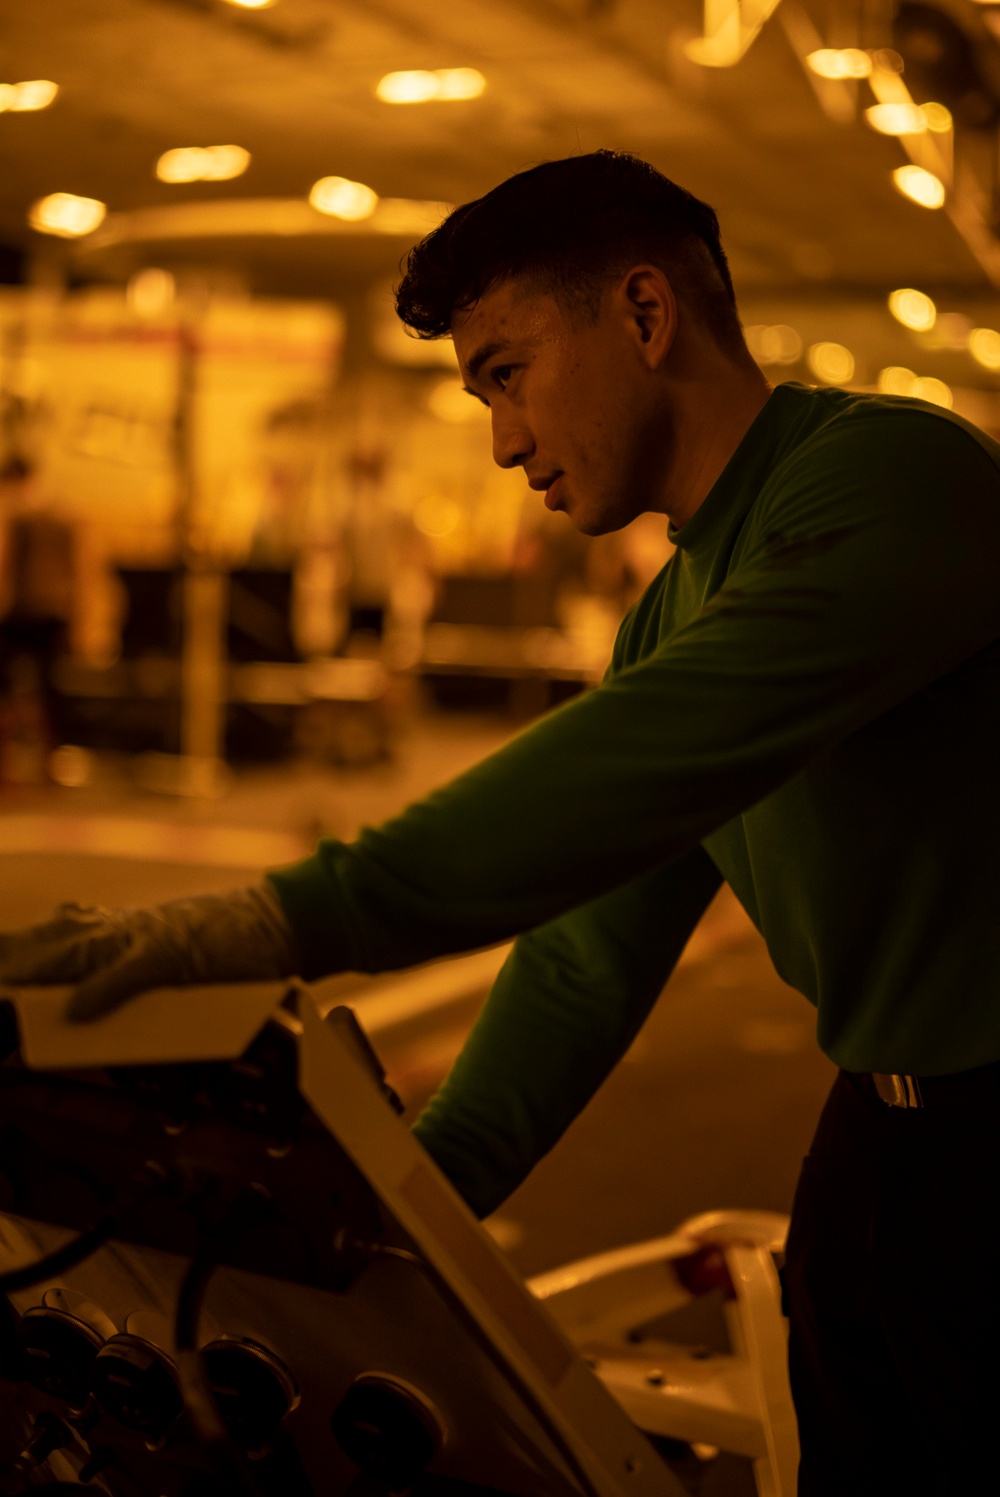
0, 885, 300, 1022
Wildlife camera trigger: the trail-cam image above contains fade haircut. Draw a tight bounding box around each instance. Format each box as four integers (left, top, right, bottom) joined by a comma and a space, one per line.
395, 150, 745, 360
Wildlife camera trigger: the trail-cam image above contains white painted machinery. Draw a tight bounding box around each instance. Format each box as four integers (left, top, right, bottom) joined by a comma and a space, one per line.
0, 981, 797, 1496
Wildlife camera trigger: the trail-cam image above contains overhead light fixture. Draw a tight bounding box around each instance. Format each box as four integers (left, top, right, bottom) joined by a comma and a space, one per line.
878, 365, 918, 396
911, 376, 952, 408
156, 145, 250, 184
309, 176, 378, 221
866, 102, 926, 135
921, 102, 953, 133
684, 0, 782, 67
743, 324, 803, 365
806, 48, 872, 80
865, 101, 953, 136
892, 164, 945, 209
0, 79, 59, 112
223, 0, 275, 8
888, 288, 937, 331
807, 342, 855, 385
969, 327, 1000, 370
376, 68, 485, 103
29, 192, 106, 238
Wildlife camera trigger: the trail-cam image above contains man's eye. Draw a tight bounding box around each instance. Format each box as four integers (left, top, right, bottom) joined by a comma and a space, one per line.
492, 365, 513, 390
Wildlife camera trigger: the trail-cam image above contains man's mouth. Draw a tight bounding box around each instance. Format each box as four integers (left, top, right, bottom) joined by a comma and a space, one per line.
529, 472, 565, 509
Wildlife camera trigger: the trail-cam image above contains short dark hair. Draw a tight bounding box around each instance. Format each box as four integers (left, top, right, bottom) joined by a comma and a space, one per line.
395, 150, 745, 358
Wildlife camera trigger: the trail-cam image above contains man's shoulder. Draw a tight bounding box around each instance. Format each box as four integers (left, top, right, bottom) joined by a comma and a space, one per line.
776, 384, 1000, 476
735, 384, 1000, 553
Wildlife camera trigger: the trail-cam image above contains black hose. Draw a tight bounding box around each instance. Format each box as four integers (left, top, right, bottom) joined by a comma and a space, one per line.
0, 1215, 116, 1294
173, 1192, 276, 1497
0, 1161, 166, 1296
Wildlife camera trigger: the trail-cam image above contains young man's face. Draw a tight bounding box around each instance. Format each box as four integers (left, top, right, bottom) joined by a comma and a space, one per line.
452, 277, 673, 536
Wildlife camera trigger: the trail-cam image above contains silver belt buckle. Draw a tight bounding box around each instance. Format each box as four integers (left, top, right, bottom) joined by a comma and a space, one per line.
872, 1072, 924, 1108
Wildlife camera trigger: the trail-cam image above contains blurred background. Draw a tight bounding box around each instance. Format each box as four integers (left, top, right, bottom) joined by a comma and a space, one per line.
0, 1, 996, 1443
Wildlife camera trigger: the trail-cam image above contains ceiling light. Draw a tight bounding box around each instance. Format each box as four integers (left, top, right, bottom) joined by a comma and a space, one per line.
435, 68, 486, 100
893, 165, 945, 208
878, 366, 918, 396
888, 288, 936, 331
376, 68, 485, 104
806, 48, 872, 80
223, 0, 274, 8
969, 327, 1000, 370
807, 342, 855, 385
911, 376, 952, 408
744, 324, 803, 365
0, 79, 59, 112
309, 176, 378, 221
872, 48, 905, 74
377, 70, 438, 103
156, 145, 250, 184
921, 102, 953, 133
29, 192, 106, 238
866, 102, 926, 135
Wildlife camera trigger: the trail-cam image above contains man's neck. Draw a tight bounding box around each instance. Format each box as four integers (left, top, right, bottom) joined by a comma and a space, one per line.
659, 363, 772, 531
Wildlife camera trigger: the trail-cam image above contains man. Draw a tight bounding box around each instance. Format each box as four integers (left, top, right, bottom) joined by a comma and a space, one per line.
3, 151, 1000, 1494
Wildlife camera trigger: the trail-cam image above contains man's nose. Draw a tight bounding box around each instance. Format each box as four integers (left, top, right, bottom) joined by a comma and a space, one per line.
492, 418, 534, 471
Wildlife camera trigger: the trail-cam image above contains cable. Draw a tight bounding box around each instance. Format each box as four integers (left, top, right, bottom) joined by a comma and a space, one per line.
0, 1216, 116, 1295
0, 1161, 166, 1295
173, 1190, 276, 1497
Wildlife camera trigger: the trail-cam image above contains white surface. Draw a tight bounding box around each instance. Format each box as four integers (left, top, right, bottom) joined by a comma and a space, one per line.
5, 980, 289, 1069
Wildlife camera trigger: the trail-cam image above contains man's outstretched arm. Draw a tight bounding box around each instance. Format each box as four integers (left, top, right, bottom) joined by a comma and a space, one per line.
269, 411, 1000, 981
412, 844, 722, 1218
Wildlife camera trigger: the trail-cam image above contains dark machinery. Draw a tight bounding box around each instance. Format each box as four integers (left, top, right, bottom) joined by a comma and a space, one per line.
0, 981, 684, 1497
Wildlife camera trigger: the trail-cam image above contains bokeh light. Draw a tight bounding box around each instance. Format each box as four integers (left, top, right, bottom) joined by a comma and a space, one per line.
376, 68, 486, 104
28, 192, 107, 238
806, 49, 871, 80
888, 288, 936, 331
309, 176, 379, 221
807, 342, 855, 385
878, 366, 918, 396
892, 165, 946, 209
127, 267, 176, 319
743, 325, 803, 366
156, 145, 250, 184
0, 79, 59, 112
865, 103, 926, 136
968, 328, 1000, 370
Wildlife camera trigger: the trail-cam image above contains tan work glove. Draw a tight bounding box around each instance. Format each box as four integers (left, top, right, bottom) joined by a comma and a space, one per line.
0, 886, 299, 1022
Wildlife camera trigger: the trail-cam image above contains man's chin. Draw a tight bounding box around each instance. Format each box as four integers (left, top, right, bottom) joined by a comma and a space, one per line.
565, 504, 630, 538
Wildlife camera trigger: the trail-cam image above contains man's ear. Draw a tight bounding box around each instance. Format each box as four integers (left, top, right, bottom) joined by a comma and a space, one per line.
615, 265, 677, 369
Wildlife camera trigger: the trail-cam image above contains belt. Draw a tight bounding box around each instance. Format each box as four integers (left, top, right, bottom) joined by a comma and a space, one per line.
860, 1060, 1000, 1110
871, 1073, 924, 1108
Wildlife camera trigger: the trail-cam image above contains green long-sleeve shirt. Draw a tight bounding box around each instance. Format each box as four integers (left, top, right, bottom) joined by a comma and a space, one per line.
270, 382, 1000, 1216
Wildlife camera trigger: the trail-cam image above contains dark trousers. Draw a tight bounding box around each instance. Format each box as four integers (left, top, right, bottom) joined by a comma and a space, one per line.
784, 1066, 1000, 1495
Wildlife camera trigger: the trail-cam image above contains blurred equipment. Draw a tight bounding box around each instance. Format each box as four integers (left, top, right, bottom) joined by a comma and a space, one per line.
0, 460, 80, 783
0, 979, 798, 1496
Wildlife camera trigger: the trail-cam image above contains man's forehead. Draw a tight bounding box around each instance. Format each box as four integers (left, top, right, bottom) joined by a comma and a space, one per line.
451, 280, 559, 369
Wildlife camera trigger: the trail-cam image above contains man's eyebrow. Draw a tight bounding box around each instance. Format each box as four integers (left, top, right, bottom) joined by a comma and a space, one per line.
465, 339, 511, 379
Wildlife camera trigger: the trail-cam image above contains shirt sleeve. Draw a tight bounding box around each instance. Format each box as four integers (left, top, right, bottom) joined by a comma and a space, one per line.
411, 844, 722, 1217
268, 408, 1000, 978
